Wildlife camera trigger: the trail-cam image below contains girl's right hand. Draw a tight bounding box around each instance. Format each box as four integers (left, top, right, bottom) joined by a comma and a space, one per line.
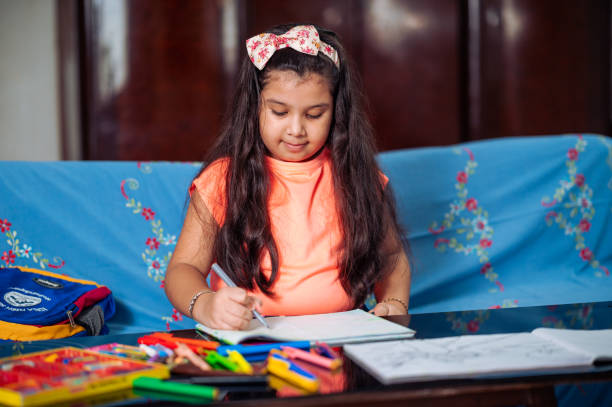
193, 287, 263, 330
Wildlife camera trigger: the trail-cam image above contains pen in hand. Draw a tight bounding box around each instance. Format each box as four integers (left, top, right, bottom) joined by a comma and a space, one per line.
211, 263, 270, 329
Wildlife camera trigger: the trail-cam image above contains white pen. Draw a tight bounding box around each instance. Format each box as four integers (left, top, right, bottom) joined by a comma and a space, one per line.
211, 263, 270, 328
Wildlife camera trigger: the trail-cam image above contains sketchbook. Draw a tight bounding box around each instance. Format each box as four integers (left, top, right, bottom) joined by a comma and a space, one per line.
195, 309, 415, 346
343, 328, 612, 384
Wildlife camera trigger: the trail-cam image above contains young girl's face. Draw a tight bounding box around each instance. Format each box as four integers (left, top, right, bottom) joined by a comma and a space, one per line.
259, 70, 333, 162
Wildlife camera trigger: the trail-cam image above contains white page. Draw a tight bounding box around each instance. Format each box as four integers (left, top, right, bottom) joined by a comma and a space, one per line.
344, 332, 594, 384
196, 309, 414, 345
532, 328, 612, 362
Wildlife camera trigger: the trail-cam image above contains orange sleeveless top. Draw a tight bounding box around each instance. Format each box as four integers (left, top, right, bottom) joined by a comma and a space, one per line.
192, 149, 353, 316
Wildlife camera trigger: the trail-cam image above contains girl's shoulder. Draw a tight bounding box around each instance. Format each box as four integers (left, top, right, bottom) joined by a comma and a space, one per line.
197, 157, 230, 180
193, 157, 230, 193
203, 156, 230, 173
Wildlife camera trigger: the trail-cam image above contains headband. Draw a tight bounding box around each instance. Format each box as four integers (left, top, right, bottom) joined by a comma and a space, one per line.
246, 25, 340, 70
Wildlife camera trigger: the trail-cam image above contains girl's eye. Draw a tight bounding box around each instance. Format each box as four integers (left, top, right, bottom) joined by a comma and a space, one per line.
306, 113, 323, 119
272, 110, 287, 117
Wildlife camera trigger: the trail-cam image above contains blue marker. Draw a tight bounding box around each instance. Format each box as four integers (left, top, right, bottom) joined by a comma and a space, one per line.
217, 341, 311, 358
211, 263, 270, 328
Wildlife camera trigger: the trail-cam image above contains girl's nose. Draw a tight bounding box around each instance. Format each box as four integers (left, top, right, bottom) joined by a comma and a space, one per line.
287, 115, 305, 136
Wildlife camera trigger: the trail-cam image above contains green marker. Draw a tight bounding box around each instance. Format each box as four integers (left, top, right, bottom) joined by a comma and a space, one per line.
205, 351, 240, 372
133, 377, 219, 400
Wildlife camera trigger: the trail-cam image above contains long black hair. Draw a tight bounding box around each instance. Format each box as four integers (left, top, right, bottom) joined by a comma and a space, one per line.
197, 23, 405, 307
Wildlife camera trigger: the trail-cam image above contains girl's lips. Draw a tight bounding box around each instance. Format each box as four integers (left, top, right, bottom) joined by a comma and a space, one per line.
284, 141, 307, 152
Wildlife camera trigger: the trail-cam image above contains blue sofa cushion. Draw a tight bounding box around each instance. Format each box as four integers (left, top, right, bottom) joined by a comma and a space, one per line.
0, 134, 610, 335
380, 134, 612, 313
0, 161, 201, 334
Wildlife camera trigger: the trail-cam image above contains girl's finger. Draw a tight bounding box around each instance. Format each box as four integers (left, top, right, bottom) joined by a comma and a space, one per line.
226, 312, 254, 330
215, 320, 236, 330
215, 311, 243, 330
373, 303, 389, 316
244, 295, 262, 311
251, 296, 264, 313
237, 314, 252, 330
223, 301, 253, 322
225, 287, 250, 304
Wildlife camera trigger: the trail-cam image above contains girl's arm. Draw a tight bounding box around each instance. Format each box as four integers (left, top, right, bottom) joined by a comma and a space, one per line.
165, 192, 261, 330
371, 211, 411, 316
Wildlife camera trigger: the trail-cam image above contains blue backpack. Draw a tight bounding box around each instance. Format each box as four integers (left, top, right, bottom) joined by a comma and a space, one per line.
0, 266, 115, 340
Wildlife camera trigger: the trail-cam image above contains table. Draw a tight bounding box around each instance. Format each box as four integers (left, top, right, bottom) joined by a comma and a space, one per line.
2, 301, 611, 406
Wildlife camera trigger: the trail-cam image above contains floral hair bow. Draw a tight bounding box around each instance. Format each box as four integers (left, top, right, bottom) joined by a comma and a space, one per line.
246, 25, 340, 70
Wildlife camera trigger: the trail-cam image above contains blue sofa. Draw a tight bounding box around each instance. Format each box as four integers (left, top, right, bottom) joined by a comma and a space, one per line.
1, 134, 611, 336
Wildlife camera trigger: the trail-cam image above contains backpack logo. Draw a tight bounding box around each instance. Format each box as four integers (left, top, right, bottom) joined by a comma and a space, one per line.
4, 291, 42, 307
33, 277, 64, 289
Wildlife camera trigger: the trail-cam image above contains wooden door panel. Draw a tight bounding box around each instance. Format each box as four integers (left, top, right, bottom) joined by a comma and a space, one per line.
474, 0, 609, 139
71, 0, 609, 160
81, 0, 225, 160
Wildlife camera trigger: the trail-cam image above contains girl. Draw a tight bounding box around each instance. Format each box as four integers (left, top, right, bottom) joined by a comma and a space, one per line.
165, 23, 410, 330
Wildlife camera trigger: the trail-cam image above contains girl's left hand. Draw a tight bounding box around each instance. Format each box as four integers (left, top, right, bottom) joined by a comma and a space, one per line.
370, 301, 407, 316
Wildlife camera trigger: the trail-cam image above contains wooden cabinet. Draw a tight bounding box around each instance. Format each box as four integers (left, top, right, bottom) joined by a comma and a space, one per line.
62, 0, 610, 160
472, 0, 610, 140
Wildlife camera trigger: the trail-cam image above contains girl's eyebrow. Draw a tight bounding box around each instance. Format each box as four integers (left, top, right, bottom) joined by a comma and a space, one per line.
266, 98, 330, 109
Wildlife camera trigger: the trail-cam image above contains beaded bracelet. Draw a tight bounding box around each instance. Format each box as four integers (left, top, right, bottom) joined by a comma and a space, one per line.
188, 289, 214, 318
382, 297, 409, 312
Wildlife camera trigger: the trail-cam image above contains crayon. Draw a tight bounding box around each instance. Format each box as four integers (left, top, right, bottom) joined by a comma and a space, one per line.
138, 344, 158, 359
205, 352, 240, 372
266, 350, 319, 393
138, 336, 202, 355
227, 350, 253, 374
44, 353, 58, 363
314, 341, 340, 360
281, 346, 342, 370
217, 341, 310, 357
173, 343, 211, 371
170, 374, 268, 387
132, 377, 219, 400
150, 332, 219, 350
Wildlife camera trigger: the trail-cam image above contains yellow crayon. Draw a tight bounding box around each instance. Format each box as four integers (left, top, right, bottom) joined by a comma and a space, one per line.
227, 350, 253, 374
266, 350, 319, 393
44, 353, 58, 363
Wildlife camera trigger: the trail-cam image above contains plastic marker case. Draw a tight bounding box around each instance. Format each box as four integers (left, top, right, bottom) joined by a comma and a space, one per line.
0, 347, 169, 407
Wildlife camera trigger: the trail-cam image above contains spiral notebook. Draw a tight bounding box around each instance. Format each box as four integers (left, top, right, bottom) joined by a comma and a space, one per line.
195, 309, 415, 346
344, 328, 612, 384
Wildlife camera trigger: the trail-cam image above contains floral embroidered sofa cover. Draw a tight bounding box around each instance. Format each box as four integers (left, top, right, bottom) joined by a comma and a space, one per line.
0, 134, 610, 335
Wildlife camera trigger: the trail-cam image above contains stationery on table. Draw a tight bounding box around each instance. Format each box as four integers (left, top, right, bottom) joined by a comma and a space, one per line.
215, 341, 344, 365
266, 349, 320, 393
0, 347, 169, 407
170, 374, 272, 394
138, 332, 219, 355
227, 349, 254, 374
149, 331, 220, 349
171, 374, 269, 387
205, 351, 240, 371
132, 376, 221, 400
216, 341, 310, 362
87, 342, 149, 360
281, 346, 342, 370
131, 388, 220, 405
343, 328, 612, 385
196, 308, 415, 346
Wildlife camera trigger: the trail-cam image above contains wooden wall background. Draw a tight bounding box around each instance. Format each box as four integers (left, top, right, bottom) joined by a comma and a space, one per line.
57, 0, 611, 161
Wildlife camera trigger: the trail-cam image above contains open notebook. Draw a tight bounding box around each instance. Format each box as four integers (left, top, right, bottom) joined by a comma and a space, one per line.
195, 309, 415, 346
343, 328, 612, 384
